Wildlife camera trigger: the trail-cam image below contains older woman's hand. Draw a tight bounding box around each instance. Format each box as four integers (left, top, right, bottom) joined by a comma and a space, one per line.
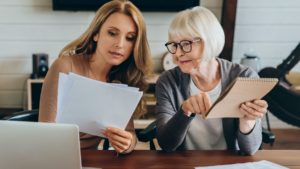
239, 99, 268, 134
102, 127, 133, 153
182, 92, 212, 116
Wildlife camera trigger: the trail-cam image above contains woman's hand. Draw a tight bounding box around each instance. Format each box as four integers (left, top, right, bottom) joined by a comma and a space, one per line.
239, 99, 268, 134
182, 92, 212, 116
102, 127, 133, 153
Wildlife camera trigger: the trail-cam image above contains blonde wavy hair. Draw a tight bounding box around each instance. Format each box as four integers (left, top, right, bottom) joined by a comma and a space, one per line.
59, 0, 152, 117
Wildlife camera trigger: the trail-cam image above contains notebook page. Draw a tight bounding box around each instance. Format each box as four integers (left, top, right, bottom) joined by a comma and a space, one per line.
204, 78, 278, 119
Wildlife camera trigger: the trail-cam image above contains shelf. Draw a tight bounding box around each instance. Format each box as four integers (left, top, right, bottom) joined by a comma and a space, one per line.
26, 76, 158, 110
27, 79, 44, 110
145, 100, 156, 106
134, 119, 155, 129
143, 92, 156, 106
27, 78, 44, 83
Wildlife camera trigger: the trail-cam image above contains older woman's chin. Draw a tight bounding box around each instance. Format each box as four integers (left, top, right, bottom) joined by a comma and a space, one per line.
178, 65, 193, 74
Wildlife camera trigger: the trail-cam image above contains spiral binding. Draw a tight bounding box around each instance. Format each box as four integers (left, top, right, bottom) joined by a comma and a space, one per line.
236, 77, 278, 83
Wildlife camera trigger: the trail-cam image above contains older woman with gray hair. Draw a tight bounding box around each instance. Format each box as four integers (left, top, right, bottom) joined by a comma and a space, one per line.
155, 6, 268, 155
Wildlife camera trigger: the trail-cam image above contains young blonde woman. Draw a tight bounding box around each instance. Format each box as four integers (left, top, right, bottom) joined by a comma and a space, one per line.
39, 0, 152, 154
155, 6, 268, 155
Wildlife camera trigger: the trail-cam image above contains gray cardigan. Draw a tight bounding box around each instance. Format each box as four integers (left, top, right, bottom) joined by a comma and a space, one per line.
154, 58, 262, 155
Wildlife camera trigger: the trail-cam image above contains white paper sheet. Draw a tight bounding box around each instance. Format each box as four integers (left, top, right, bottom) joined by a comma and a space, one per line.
195, 160, 288, 169
56, 73, 142, 137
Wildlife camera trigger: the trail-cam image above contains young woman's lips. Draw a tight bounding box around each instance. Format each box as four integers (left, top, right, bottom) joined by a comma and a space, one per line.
109, 51, 124, 57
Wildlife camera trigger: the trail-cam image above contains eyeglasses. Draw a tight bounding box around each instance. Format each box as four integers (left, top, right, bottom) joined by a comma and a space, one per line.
165, 37, 201, 54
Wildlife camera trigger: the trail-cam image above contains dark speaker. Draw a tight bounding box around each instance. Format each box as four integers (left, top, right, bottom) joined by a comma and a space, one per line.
31, 53, 49, 79
30, 83, 43, 109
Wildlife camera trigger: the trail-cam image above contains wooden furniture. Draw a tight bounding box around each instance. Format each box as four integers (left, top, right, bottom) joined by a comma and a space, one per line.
220, 0, 237, 61
26, 74, 159, 110
27, 79, 44, 110
81, 150, 300, 169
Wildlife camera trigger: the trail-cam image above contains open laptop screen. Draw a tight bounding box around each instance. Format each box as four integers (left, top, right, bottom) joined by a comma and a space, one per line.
0, 121, 81, 169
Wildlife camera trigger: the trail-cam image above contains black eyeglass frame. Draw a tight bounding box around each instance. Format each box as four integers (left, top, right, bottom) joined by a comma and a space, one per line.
165, 37, 202, 54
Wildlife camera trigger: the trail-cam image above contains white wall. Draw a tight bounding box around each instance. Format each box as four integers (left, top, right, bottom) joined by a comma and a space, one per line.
0, 0, 92, 107
233, 0, 300, 128
233, 0, 300, 71
0, 0, 221, 108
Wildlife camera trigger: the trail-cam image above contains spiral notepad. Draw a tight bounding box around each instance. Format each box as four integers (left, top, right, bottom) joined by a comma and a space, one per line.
204, 77, 278, 119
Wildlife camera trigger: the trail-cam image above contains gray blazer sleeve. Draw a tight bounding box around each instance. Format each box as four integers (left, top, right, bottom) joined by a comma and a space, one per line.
237, 119, 262, 155
155, 74, 193, 152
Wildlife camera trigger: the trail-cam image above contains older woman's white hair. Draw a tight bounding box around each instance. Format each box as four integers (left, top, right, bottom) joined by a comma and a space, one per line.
168, 6, 225, 61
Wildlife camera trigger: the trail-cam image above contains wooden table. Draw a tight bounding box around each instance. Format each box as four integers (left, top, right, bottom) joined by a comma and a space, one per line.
82, 150, 300, 169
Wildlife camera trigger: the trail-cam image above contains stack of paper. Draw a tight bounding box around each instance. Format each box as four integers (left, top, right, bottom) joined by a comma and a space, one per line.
195, 160, 288, 169
56, 73, 143, 137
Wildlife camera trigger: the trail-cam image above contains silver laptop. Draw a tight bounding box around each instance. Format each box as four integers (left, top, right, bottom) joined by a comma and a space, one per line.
0, 121, 81, 169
